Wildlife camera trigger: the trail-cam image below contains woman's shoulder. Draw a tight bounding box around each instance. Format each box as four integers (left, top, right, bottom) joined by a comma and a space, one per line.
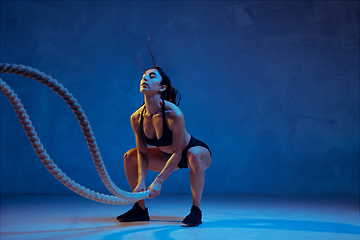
130, 105, 145, 122
164, 100, 183, 119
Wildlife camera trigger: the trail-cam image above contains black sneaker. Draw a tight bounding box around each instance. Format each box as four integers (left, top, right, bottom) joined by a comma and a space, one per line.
182, 205, 202, 226
116, 203, 150, 222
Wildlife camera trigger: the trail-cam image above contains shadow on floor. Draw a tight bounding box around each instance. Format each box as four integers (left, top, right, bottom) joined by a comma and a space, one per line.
102, 218, 359, 240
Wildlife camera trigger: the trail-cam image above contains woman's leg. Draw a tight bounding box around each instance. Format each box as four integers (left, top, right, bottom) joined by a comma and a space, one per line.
123, 147, 174, 209
186, 146, 212, 209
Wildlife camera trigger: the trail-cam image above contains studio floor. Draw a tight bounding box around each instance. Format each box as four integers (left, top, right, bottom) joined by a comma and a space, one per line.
0, 194, 359, 240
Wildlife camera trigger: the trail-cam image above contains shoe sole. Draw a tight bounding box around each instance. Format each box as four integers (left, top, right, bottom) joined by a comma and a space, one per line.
118, 217, 150, 222
181, 223, 202, 227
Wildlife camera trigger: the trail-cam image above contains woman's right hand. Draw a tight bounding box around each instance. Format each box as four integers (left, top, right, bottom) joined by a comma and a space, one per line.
133, 181, 146, 193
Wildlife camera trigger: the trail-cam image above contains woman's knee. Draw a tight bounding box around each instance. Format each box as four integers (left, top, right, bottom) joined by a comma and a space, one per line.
124, 148, 137, 167
187, 148, 211, 170
187, 150, 203, 170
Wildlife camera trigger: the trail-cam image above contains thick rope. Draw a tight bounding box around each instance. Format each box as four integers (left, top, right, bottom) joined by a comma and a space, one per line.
0, 63, 149, 204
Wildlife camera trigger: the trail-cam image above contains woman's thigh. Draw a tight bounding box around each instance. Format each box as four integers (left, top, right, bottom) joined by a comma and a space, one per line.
148, 147, 175, 172
129, 147, 175, 172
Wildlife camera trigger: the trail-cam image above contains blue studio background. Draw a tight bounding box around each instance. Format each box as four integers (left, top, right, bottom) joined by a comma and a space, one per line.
0, 1, 359, 196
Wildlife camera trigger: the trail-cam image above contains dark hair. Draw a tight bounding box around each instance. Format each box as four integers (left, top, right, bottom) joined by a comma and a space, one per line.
151, 67, 181, 106
137, 35, 181, 106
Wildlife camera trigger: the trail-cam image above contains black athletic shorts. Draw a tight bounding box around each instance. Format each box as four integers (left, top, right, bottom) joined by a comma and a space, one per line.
175, 136, 211, 169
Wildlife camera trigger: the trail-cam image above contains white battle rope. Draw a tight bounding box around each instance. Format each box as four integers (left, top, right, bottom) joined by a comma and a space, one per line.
0, 63, 150, 204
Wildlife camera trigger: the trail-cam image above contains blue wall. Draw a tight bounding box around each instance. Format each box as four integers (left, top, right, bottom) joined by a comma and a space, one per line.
1, 1, 359, 195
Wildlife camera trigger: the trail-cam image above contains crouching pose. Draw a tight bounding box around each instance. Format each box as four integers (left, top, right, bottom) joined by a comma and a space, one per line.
117, 66, 212, 227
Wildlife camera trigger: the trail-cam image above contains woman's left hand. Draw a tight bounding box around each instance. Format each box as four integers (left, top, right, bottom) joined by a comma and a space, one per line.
148, 180, 162, 199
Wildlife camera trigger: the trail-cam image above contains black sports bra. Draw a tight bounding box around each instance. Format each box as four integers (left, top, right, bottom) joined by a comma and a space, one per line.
140, 99, 173, 146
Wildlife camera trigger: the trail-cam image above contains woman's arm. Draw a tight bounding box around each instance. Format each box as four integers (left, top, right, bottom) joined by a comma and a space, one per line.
130, 111, 149, 192
148, 108, 185, 198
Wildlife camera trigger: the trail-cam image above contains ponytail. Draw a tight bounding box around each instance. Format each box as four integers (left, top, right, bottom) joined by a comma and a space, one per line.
162, 85, 181, 106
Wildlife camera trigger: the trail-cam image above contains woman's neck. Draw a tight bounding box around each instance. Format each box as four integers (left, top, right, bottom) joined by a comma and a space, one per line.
144, 95, 162, 116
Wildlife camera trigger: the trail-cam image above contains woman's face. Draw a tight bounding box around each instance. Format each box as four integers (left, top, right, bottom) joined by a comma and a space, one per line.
140, 69, 165, 95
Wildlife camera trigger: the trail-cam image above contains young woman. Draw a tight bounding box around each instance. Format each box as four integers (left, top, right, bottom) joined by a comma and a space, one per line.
116, 66, 212, 226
